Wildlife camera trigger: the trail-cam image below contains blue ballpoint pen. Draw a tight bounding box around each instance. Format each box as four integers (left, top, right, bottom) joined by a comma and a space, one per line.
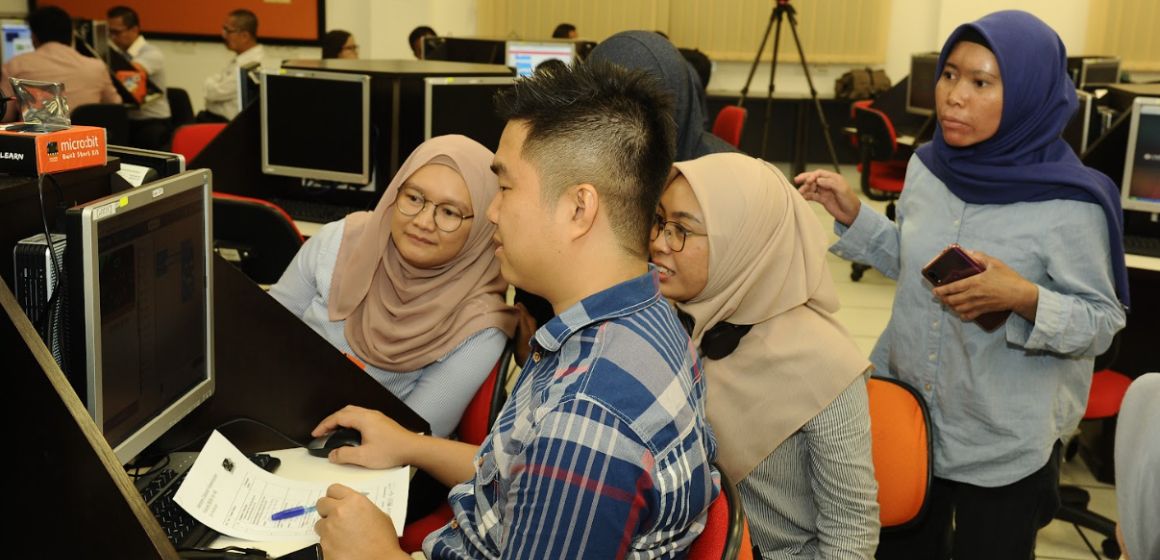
271, 505, 317, 521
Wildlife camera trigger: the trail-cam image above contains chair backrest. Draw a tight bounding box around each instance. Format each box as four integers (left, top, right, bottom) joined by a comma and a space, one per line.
688, 467, 754, 560
456, 340, 515, 445
172, 123, 228, 164
853, 105, 899, 161
712, 106, 748, 149
867, 376, 932, 530
847, 99, 875, 148
70, 103, 130, 145
211, 193, 304, 284
167, 87, 195, 128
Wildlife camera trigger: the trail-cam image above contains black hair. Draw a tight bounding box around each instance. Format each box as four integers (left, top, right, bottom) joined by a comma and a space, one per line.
229, 9, 258, 38
106, 6, 139, 29
552, 23, 576, 38
28, 6, 73, 46
495, 61, 677, 258
321, 29, 351, 59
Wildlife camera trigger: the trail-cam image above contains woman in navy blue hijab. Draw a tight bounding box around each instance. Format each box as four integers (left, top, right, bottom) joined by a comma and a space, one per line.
797, 11, 1126, 559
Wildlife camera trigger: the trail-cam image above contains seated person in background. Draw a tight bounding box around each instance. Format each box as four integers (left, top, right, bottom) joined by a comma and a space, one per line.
269, 135, 517, 439
1115, 372, 1160, 560
551, 22, 577, 39
107, 6, 172, 150
652, 153, 880, 558
200, 9, 265, 122
409, 25, 436, 59
322, 29, 359, 59
309, 61, 719, 560
0, 6, 119, 122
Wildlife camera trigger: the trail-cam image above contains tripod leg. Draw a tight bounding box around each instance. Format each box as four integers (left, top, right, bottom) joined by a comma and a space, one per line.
738, 10, 777, 107
785, 11, 841, 173
760, 12, 784, 159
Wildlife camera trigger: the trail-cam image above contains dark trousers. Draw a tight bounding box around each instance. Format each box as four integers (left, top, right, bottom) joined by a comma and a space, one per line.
876, 441, 1062, 560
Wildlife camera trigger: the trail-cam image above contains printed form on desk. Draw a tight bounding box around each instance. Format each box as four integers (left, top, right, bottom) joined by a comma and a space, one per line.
174, 430, 409, 542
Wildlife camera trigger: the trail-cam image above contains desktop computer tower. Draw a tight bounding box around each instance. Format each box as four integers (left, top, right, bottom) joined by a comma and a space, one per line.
13, 232, 68, 369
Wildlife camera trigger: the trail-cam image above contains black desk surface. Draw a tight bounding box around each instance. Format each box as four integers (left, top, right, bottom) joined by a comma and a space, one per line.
282, 58, 514, 77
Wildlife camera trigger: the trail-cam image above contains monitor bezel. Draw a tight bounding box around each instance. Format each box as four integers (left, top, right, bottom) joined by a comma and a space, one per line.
76, 169, 215, 465
260, 68, 372, 185
906, 52, 939, 117
1063, 89, 1094, 156
1079, 57, 1120, 89
423, 75, 517, 141
504, 40, 578, 78
1121, 97, 1160, 215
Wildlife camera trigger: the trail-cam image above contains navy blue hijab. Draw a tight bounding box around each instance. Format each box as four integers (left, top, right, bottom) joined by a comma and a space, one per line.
916, 10, 1129, 308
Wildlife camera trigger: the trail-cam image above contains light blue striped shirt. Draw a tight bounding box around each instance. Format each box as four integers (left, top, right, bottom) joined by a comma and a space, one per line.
831, 155, 1125, 487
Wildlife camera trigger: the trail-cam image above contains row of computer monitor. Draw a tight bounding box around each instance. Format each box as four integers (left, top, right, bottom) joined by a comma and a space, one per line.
423, 36, 584, 78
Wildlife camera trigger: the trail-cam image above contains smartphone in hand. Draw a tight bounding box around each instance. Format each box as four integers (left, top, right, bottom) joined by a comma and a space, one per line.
921, 244, 1010, 331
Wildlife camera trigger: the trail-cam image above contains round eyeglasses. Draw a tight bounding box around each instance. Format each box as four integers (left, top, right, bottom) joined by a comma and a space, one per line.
650, 216, 706, 252
396, 188, 474, 232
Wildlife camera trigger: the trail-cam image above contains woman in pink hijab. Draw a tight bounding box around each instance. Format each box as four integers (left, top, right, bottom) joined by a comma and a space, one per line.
650, 153, 880, 558
270, 135, 517, 438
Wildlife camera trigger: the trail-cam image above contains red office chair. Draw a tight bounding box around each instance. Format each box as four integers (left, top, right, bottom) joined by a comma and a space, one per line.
688, 466, 754, 560
850, 104, 908, 281
398, 342, 515, 553
171, 123, 227, 163
212, 193, 304, 284
867, 377, 932, 530
713, 106, 748, 149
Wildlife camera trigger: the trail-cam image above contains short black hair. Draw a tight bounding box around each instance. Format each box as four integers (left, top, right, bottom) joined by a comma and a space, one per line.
495, 61, 677, 258
229, 9, 258, 38
106, 6, 139, 29
409, 25, 436, 52
552, 23, 576, 38
321, 29, 351, 59
28, 6, 73, 46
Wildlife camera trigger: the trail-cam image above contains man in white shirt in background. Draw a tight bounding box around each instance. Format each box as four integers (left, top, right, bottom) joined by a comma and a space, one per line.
107, 5, 171, 150
200, 8, 264, 122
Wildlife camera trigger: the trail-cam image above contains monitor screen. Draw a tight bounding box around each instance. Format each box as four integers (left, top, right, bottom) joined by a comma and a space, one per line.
1, 22, 32, 64
1062, 90, 1093, 156
424, 76, 515, 151
69, 170, 214, 465
907, 53, 939, 116
238, 62, 261, 113
1081, 58, 1120, 88
423, 36, 506, 64
108, 145, 186, 187
1121, 97, 1160, 214
261, 69, 371, 185
505, 41, 576, 78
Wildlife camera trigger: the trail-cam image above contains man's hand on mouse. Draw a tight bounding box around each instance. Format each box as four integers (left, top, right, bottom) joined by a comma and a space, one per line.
314, 483, 410, 560
312, 405, 422, 469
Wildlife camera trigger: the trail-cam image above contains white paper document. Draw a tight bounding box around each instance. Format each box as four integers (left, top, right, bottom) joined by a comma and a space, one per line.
174, 431, 409, 541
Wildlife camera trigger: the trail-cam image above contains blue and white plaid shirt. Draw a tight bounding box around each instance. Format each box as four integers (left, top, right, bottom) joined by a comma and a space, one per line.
425, 270, 719, 559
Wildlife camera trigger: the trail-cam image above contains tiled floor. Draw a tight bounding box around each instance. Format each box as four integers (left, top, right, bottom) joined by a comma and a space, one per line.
793, 163, 1120, 560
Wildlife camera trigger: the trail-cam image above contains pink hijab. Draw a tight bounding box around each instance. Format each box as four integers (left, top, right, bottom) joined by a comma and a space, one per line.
328, 135, 516, 372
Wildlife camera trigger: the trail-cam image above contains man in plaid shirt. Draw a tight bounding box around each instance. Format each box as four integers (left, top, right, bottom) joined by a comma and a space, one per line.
311, 61, 719, 559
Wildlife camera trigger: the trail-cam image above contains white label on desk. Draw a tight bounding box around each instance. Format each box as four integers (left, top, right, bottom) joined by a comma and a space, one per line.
174, 431, 409, 541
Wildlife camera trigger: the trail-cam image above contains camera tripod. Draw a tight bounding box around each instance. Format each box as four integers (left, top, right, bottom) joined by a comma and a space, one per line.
737, 0, 841, 173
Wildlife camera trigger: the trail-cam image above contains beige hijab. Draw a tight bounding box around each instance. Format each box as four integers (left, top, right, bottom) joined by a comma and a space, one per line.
328, 135, 516, 372
673, 153, 870, 482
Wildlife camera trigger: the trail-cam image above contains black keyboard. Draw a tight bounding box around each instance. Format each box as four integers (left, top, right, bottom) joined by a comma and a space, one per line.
1124, 234, 1160, 258
137, 452, 281, 549
269, 197, 366, 224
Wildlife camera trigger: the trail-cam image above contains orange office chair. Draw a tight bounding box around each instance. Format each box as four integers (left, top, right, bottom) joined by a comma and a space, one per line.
212, 193, 304, 284
689, 466, 754, 560
850, 104, 909, 281
171, 123, 228, 163
867, 376, 932, 530
713, 106, 748, 149
398, 342, 515, 553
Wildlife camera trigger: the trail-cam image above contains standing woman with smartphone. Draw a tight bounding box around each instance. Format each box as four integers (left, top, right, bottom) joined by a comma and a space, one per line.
796, 10, 1128, 560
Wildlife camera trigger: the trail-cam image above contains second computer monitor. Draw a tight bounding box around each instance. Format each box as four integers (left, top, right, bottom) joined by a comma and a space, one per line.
1080, 58, 1120, 89
424, 76, 516, 151
1, 22, 32, 64
1062, 89, 1094, 156
907, 52, 939, 116
1121, 97, 1160, 214
505, 41, 576, 78
260, 68, 372, 185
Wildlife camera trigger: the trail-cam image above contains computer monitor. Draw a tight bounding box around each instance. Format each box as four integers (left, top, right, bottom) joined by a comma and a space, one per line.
1062, 89, 1094, 156
1121, 97, 1160, 215
1, 22, 32, 64
422, 36, 506, 64
504, 41, 576, 78
424, 76, 515, 151
107, 145, 186, 187
260, 68, 372, 185
65, 170, 215, 465
907, 52, 939, 116
238, 62, 261, 113
1080, 58, 1121, 89
73, 18, 109, 62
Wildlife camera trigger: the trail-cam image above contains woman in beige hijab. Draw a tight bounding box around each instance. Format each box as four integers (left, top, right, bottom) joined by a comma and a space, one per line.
650, 152, 879, 558
270, 135, 517, 438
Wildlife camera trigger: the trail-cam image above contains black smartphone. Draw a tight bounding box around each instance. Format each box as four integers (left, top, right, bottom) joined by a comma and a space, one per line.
921, 244, 1010, 331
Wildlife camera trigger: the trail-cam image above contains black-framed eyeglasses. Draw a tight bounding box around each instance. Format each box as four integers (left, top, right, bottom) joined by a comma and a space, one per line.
222, 26, 241, 35
396, 187, 474, 232
650, 215, 706, 252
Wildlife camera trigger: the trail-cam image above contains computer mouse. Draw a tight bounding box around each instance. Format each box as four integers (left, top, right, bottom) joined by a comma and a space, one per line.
306, 427, 362, 457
